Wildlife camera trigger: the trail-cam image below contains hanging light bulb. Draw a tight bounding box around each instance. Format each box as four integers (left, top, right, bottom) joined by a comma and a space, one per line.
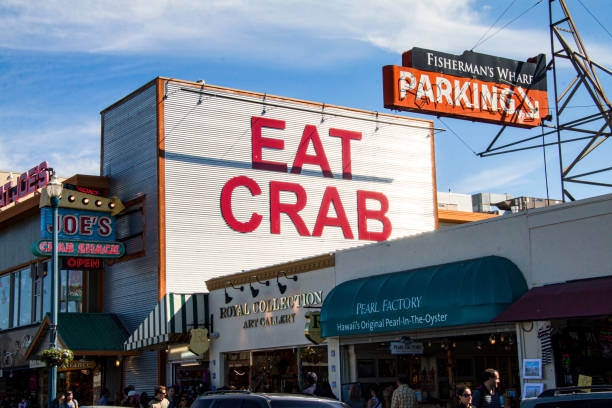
476, 341, 482, 350
500, 334, 505, 343
489, 334, 496, 345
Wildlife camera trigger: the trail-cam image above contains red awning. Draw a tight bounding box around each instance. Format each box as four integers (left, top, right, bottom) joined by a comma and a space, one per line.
493, 276, 612, 322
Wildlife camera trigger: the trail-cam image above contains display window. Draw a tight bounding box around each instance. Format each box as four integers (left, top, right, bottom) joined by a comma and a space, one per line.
224, 345, 328, 393
60, 269, 83, 312
173, 363, 211, 394
342, 333, 519, 408
58, 367, 94, 405
553, 317, 612, 386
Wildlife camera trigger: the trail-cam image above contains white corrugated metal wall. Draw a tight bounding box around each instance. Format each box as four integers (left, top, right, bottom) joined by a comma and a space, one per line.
102, 82, 160, 394
162, 82, 436, 293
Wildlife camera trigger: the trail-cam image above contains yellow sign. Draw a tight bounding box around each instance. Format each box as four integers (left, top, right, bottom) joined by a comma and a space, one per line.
189, 328, 209, 355
578, 374, 592, 392
304, 312, 322, 344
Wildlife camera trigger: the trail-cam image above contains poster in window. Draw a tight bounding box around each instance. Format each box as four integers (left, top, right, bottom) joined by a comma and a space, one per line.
522, 383, 544, 399
522, 358, 542, 379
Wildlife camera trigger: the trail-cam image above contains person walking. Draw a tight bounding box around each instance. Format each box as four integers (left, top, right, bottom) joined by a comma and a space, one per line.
382, 384, 395, 408
166, 386, 180, 408
345, 384, 364, 408
472, 369, 501, 408
125, 390, 139, 407
366, 385, 383, 408
50, 393, 65, 408
64, 391, 78, 408
148, 386, 169, 408
302, 372, 318, 395
455, 384, 475, 408
391, 375, 417, 408
97, 388, 110, 405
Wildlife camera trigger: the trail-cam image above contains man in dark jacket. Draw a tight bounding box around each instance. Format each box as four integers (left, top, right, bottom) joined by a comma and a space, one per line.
472, 369, 501, 408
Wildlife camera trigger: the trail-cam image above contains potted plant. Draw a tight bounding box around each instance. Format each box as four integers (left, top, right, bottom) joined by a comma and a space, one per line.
40, 347, 74, 368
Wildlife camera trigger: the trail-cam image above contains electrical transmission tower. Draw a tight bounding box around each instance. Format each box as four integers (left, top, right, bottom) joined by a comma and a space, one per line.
548, 0, 612, 201
479, 0, 611, 201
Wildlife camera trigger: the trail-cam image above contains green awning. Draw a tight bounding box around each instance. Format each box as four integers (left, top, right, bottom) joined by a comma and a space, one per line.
124, 293, 209, 351
321, 256, 527, 337
25, 313, 130, 359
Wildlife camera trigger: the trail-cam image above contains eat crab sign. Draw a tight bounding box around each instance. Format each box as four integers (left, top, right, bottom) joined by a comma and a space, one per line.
220, 116, 392, 242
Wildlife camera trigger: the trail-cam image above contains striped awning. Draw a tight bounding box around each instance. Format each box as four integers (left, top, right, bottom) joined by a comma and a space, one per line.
124, 293, 209, 351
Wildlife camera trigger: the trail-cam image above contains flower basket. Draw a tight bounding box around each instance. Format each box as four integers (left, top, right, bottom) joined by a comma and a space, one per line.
40, 348, 74, 368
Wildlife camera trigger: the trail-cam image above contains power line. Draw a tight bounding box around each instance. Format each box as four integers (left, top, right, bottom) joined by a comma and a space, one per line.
577, 0, 612, 40
475, 0, 544, 50
472, 0, 516, 51
438, 117, 478, 156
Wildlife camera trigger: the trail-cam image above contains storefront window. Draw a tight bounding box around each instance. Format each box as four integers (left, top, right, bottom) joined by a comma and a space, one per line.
553, 318, 612, 386
19, 267, 33, 325
0, 274, 10, 329
224, 346, 328, 393
0, 262, 83, 330
32, 262, 47, 322
173, 363, 211, 394
43, 263, 50, 318
341, 333, 519, 407
12, 270, 20, 326
60, 270, 83, 313
67, 270, 83, 312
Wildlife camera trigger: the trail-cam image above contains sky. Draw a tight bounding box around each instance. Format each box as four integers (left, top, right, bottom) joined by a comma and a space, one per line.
1, 0, 611, 202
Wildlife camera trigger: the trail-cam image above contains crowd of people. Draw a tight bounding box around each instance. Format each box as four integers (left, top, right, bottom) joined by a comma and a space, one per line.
340, 374, 418, 408
45, 367, 502, 408
307, 367, 503, 408
110, 384, 202, 408
50, 383, 205, 408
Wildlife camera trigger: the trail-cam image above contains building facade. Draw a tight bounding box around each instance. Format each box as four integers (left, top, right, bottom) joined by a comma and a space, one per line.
101, 77, 438, 392
0, 169, 128, 407
206, 193, 612, 406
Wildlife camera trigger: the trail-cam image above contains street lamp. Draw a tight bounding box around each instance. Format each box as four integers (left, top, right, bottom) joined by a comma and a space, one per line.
45, 168, 62, 407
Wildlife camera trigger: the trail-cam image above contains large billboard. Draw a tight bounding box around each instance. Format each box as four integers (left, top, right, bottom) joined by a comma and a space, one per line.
383, 48, 548, 128
160, 81, 437, 291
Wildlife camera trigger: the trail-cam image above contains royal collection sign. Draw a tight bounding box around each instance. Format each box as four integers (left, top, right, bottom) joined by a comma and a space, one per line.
31, 239, 125, 258
383, 47, 548, 128
219, 290, 323, 330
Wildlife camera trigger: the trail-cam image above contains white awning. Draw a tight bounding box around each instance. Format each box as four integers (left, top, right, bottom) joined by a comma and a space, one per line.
124, 293, 209, 351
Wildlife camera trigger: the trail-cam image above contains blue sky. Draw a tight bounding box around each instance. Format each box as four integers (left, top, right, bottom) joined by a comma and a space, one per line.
1, 0, 611, 201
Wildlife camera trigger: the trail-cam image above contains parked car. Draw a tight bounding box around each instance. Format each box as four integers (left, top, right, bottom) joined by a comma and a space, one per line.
190, 390, 349, 408
520, 385, 612, 407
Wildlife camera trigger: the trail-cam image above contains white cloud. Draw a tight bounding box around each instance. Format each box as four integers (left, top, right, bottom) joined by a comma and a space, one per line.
0, 120, 99, 177
2, 0, 610, 66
